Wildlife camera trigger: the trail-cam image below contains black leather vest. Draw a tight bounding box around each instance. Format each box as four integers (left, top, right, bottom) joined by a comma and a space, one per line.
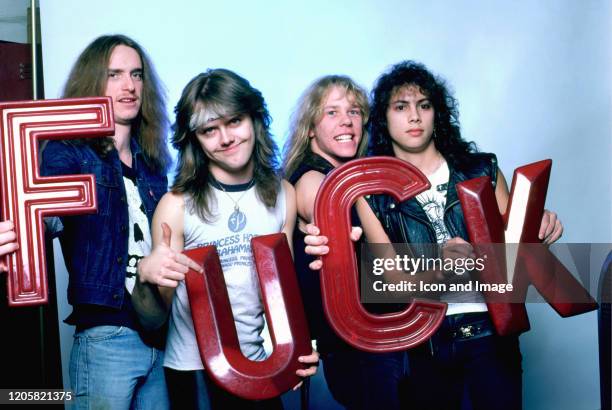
367, 152, 498, 257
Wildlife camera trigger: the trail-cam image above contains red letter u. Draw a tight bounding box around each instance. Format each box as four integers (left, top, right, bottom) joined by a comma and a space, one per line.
184, 233, 311, 400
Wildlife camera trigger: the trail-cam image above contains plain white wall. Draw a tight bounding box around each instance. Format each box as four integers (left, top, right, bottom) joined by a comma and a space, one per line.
39, 1, 611, 409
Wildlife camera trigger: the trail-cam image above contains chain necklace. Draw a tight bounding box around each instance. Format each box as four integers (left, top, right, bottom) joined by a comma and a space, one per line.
213, 178, 255, 232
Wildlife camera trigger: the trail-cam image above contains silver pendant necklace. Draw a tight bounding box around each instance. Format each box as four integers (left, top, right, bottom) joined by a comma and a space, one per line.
213, 178, 255, 232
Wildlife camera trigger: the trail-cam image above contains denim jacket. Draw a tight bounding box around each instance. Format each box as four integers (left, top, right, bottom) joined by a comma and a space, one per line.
367, 152, 498, 257
41, 138, 167, 309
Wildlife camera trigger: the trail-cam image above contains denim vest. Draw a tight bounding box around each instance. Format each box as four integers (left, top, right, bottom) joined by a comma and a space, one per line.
367, 152, 498, 257
41, 138, 167, 309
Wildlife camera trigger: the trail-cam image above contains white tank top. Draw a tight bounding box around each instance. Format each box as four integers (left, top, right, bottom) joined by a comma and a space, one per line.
164, 182, 286, 370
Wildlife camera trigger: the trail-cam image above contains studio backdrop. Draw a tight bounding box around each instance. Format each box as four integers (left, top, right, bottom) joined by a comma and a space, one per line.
39, 1, 611, 409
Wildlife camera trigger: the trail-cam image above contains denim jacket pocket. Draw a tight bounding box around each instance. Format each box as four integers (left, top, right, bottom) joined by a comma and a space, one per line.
82, 162, 120, 216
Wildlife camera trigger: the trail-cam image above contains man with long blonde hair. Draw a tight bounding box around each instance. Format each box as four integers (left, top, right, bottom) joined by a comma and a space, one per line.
283, 75, 408, 410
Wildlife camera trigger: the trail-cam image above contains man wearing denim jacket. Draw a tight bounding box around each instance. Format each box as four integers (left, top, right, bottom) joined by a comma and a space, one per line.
40, 34, 186, 409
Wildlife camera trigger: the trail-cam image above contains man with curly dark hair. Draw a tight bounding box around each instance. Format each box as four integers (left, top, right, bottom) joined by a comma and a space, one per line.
366, 60, 563, 410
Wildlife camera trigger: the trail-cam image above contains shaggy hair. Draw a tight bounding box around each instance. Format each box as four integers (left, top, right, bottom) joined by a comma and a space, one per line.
369, 60, 476, 169
62, 34, 171, 171
283, 75, 369, 178
171, 69, 280, 222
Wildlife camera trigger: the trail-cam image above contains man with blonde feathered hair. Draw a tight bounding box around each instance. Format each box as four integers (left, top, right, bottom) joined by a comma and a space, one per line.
283, 75, 411, 410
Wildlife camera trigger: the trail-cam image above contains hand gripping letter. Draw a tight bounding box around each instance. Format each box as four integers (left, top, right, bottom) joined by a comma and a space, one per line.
184, 233, 311, 400
456, 159, 597, 335
314, 157, 447, 352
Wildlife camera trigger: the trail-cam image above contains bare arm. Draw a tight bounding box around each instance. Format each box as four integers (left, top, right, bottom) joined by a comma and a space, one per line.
281, 180, 297, 255
295, 171, 390, 243
294, 170, 324, 226
137, 192, 201, 308
283, 178, 320, 384
495, 169, 510, 214
295, 171, 438, 297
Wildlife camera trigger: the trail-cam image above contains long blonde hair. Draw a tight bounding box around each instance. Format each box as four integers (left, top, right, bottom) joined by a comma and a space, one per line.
282, 75, 369, 178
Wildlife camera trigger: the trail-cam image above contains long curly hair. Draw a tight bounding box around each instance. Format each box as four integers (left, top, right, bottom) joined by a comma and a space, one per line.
369, 60, 476, 169
62, 34, 171, 172
282, 75, 369, 178
171, 69, 280, 222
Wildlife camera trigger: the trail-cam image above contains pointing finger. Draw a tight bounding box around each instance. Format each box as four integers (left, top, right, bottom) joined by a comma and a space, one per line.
178, 253, 203, 273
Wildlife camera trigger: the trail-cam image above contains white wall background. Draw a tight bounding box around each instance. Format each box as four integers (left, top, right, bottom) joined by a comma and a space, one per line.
39, 1, 612, 409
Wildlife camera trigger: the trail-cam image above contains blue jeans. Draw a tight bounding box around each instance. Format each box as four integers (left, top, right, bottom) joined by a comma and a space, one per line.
164, 368, 283, 410
406, 313, 523, 410
322, 349, 407, 410
69, 326, 169, 410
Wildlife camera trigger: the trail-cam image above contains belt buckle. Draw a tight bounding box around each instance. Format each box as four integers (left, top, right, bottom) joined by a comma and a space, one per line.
459, 325, 475, 338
